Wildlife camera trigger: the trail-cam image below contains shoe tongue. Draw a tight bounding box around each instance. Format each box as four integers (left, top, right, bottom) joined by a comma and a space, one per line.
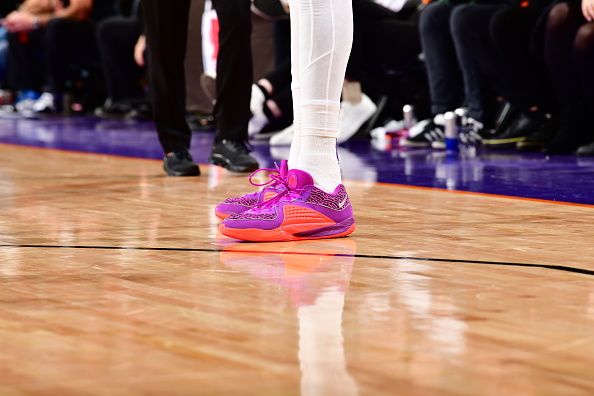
286, 169, 314, 189
279, 160, 289, 178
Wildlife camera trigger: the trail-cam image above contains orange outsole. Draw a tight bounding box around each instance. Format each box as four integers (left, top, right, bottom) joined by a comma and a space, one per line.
219, 223, 356, 242
215, 211, 231, 220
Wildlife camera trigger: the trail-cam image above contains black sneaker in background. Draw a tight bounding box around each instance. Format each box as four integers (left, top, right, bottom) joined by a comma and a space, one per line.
163, 150, 201, 177
516, 116, 555, 152
251, 0, 289, 20
210, 139, 259, 173
401, 117, 445, 148
483, 111, 546, 149
492, 101, 517, 137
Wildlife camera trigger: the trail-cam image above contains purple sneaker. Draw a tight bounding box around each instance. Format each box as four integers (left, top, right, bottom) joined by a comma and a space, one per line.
219, 168, 356, 242
215, 160, 288, 220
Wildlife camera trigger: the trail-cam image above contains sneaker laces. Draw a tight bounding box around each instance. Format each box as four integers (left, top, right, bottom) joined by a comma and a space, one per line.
460, 118, 484, 144
248, 162, 283, 188
252, 173, 303, 210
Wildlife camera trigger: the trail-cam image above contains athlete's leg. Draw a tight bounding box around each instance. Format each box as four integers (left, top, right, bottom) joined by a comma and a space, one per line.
290, 0, 354, 192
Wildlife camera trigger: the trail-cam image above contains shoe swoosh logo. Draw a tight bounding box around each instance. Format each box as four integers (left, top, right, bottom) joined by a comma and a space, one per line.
339, 196, 348, 208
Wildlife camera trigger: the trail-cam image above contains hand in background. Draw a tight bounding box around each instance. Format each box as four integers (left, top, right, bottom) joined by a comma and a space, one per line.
134, 35, 146, 67
3, 11, 37, 33
582, 0, 594, 21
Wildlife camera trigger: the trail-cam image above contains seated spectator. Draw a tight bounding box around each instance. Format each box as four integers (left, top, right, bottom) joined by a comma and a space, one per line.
95, 0, 149, 119
544, 0, 594, 154
450, 0, 555, 151
4, 0, 115, 115
403, 0, 491, 149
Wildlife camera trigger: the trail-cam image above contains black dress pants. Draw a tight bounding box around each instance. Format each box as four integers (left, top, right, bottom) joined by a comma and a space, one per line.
212, 0, 253, 142
7, 29, 46, 91
97, 16, 144, 101
142, 0, 252, 154
349, 0, 421, 82
419, 1, 465, 116
45, 18, 98, 93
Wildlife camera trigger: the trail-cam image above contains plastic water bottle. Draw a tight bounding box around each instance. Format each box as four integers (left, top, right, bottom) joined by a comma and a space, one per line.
403, 105, 415, 130
444, 112, 459, 153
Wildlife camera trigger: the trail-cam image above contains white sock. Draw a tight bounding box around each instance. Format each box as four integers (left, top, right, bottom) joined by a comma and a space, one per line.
299, 135, 341, 192
288, 130, 301, 170
289, 0, 353, 192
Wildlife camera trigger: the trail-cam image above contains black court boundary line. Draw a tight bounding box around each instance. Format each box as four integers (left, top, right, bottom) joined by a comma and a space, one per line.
0, 244, 593, 277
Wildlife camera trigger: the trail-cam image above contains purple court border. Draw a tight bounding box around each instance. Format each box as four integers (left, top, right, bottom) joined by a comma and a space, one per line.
0, 116, 593, 205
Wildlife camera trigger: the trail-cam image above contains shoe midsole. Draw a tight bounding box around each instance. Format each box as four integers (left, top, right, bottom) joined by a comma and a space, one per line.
294, 218, 355, 238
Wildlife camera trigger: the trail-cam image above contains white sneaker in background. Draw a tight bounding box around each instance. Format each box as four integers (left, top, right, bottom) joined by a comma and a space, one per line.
15, 99, 35, 114
32, 92, 56, 113
269, 124, 294, 146
248, 112, 270, 137
248, 85, 269, 136
250, 84, 266, 116
337, 94, 377, 144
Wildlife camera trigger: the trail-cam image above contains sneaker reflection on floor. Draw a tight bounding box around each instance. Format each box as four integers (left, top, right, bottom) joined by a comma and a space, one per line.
220, 239, 358, 396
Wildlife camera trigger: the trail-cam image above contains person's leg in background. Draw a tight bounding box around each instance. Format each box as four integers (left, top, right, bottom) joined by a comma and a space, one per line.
40, 18, 98, 113
219, 0, 357, 242
143, 0, 200, 176
403, 1, 461, 148
96, 16, 145, 118
273, 20, 291, 67
449, 2, 524, 147
419, 1, 463, 119
249, 59, 293, 136
6, 29, 46, 112
450, 3, 502, 130
209, 0, 259, 173
544, 1, 591, 153
488, 6, 555, 150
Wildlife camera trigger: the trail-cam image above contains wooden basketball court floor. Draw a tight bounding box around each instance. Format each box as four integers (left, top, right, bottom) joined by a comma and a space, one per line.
0, 144, 593, 395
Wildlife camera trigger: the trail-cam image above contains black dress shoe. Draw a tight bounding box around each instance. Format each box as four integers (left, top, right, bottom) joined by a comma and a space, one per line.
163, 150, 201, 177
251, 0, 289, 20
210, 139, 259, 173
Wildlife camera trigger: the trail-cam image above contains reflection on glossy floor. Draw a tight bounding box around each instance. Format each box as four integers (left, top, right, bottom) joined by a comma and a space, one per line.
0, 145, 593, 395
